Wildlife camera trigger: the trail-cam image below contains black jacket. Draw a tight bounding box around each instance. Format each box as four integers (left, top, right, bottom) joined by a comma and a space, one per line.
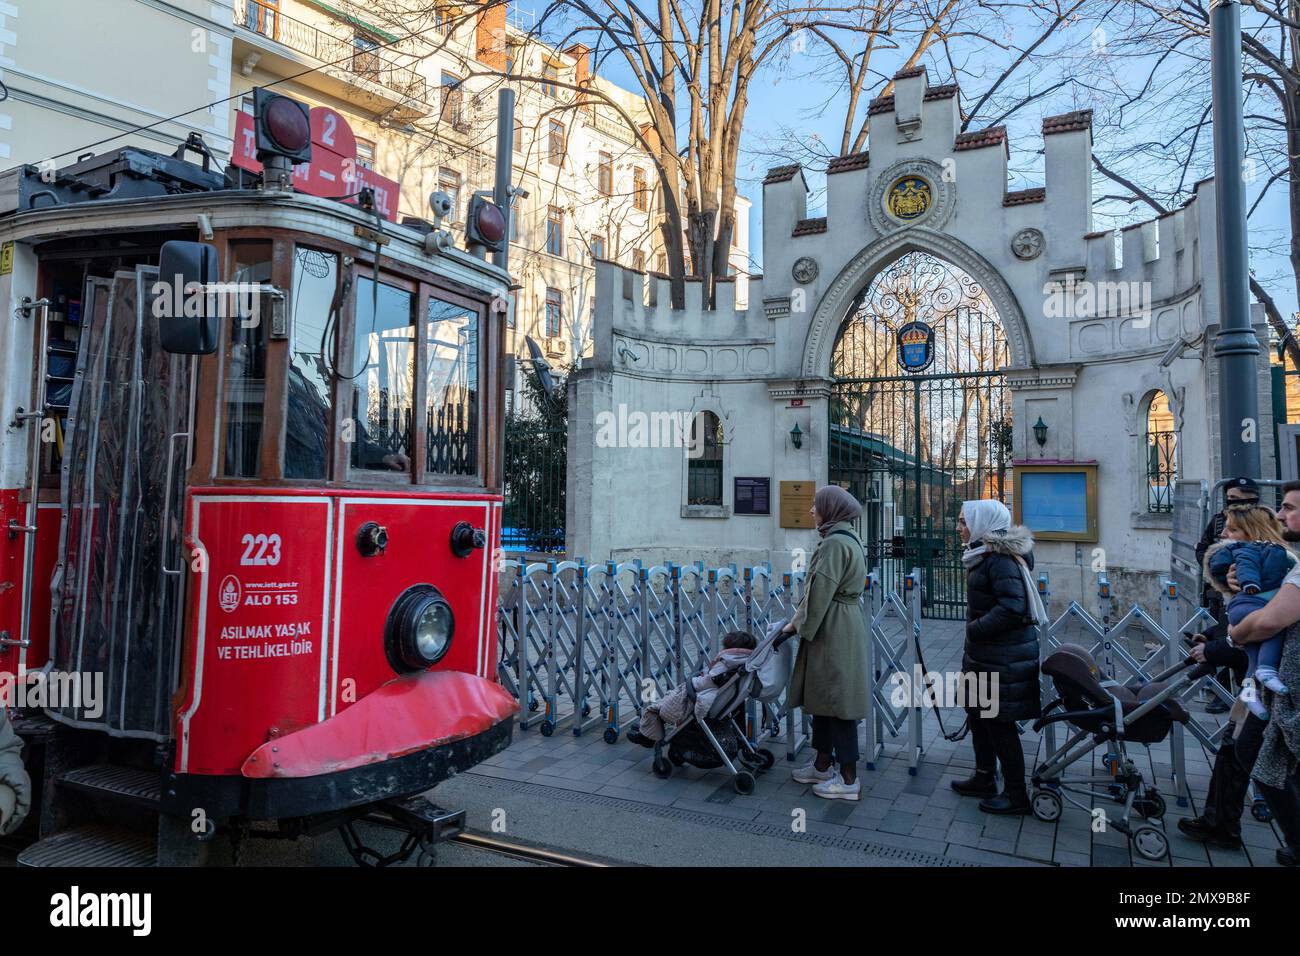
963, 525, 1041, 722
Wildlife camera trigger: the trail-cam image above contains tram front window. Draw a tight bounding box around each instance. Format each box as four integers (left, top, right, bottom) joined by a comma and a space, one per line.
425, 296, 478, 476
350, 277, 415, 473
223, 242, 272, 477
285, 248, 338, 480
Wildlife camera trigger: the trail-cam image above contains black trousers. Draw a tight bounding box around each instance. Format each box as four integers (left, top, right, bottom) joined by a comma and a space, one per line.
811, 715, 859, 768
1200, 714, 1266, 838
1256, 770, 1300, 851
969, 716, 1025, 791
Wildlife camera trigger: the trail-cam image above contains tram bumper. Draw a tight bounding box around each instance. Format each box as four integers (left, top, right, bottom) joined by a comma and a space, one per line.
218, 671, 515, 819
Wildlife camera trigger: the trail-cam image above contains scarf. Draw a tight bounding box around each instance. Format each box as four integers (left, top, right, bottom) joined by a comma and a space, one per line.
814, 485, 862, 537
960, 499, 1049, 626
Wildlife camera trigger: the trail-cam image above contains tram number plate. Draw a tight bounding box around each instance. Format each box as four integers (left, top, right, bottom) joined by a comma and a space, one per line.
240, 533, 283, 566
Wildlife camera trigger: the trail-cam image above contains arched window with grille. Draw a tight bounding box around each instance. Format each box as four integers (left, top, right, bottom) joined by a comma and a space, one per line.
1145, 390, 1177, 513
687, 411, 724, 506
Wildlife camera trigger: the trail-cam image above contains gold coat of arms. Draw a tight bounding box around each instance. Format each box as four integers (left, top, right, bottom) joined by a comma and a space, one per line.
887, 177, 932, 221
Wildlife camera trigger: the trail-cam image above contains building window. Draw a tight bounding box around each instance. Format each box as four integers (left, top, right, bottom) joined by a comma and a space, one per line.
687, 412, 724, 506
355, 138, 376, 170
242, 0, 279, 40
542, 61, 559, 97
548, 119, 565, 165
513, 117, 524, 152
656, 253, 666, 274
591, 234, 606, 260
1146, 390, 1177, 514
632, 249, 646, 272
597, 151, 612, 196
546, 205, 564, 256
544, 287, 563, 337
510, 196, 523, 242
439, 168, 461, 222
353, 34, 381, 80
633, 167, 648, 211
506, 42, 519, 74
506, 288, 518, 329
441, 71, 464, 128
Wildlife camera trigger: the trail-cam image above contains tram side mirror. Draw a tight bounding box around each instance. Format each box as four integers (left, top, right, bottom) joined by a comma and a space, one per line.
157, 240, 220, 354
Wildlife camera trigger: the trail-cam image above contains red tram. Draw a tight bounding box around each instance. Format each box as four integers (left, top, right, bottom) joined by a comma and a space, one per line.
0, 92, 518, 865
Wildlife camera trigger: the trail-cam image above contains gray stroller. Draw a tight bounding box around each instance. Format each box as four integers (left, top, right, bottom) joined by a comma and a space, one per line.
638, 621, 798, 794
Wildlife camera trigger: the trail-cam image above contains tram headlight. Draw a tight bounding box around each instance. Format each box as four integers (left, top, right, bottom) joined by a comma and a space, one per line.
385, 585, 454, 673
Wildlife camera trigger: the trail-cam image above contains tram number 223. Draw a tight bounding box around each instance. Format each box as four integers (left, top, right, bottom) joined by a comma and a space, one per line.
240, 533, 283, 567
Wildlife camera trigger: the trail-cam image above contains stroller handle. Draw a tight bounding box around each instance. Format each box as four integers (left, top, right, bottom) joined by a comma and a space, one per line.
773, 629, 796, 649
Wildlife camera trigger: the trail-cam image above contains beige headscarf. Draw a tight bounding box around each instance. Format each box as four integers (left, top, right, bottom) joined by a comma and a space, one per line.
815, 485, 862, 537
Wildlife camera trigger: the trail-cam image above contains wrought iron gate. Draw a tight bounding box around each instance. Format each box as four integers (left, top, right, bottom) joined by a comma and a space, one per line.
829, 252, 1011, 619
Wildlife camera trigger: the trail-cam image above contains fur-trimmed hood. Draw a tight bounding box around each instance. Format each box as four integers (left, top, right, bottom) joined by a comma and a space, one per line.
973, 524, 1035, 557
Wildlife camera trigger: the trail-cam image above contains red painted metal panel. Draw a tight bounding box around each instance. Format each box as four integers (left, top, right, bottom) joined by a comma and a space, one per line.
241, 669, 515, 778
0, 490, 61, 676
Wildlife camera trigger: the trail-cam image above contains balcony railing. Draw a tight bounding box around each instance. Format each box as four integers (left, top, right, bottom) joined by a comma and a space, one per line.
234, 0, 429, 106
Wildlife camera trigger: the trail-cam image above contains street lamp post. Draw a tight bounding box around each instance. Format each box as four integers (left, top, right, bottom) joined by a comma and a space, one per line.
1210, 0, 1261, 481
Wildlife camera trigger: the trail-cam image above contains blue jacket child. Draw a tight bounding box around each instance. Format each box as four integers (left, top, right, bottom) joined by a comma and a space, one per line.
1205, 539, 1295, 716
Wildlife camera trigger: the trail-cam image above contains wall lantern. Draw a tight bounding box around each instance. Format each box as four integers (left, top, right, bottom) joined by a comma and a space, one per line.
1033, 416, 1048, 449
790, 423, 803, 449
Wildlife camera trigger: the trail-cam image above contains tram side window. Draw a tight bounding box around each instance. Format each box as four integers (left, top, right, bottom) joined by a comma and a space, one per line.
350, 278, 415, 473
426, 296, 478, 476
285, 248, 339, 480
223, 242, 272, 477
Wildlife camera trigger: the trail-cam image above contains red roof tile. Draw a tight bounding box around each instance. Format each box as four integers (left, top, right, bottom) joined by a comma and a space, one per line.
827, 151, 870, 174
1042, 109, 1093, 135
953, 126, 1007, 151
792, 217, 828, 236
1003, 187, 1046, 207
893, 66, 926, 80
763, 164, 801, 184
868, 94, 895, 116
924, 83, 958, 101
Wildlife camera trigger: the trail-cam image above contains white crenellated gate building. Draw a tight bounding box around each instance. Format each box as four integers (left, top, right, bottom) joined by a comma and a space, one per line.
566, 68, 1274, 612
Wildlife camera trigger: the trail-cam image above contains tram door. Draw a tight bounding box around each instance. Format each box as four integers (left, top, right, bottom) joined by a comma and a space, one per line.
51, 267, 193, 738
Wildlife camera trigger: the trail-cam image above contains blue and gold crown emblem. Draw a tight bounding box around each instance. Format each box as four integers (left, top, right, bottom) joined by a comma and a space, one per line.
900, 326, 928, 347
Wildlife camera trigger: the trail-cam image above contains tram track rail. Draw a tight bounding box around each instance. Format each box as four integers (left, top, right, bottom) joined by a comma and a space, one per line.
447, 830, 616, 867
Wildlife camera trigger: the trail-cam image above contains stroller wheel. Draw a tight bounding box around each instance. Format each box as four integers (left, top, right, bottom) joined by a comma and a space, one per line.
539, 720, 555, 738
1031, 789, 1062, 822
755, 748, 776, 771
1251, 799, 1273, 823
733, 771, 756, 795
652, 757, 673, 779
669, 751, 686, 766
1132, 824, 1169, 861
1135, 791, 1166, 820
602, 727, 620, 745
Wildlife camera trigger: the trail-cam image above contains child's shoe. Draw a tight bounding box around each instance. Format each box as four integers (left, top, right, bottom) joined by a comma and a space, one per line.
1256, 666, 1289, 695
1240, 689, 1270, 721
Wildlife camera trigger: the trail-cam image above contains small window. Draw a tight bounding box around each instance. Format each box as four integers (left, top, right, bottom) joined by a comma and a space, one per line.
633, 167, 648, 211
542, 61, 559, 97
597, 151, 612, 196
548, 119, 565, 165
505, 288, 518, 329
513, 117, 524, 152
546, 205, 564, 257
656, 253, 666, 274
355, 138, 376, 170
632, 249, 646, 272
1146, 391, 1177, 513
441, 71, 464, 128
353, 34, 381, 79
439, 167, 462, 222
223, 241, 273, 478
349, 278, 416, 474
687, 412, 724, 506
591, 234, 606, 260
425, 296, 479, 477
285, 247, 339, 480
545, 287, 563, 337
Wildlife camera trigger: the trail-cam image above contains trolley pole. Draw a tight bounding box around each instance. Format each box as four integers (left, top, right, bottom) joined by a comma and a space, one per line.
1209, 0, 1261, 480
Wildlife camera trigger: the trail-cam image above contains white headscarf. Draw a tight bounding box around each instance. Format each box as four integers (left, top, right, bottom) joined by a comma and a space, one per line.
961, 499, 1011, 560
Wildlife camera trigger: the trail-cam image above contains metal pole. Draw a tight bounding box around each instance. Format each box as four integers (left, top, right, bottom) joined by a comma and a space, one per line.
1209, 0, 1261, 479
493, 87, 516, 275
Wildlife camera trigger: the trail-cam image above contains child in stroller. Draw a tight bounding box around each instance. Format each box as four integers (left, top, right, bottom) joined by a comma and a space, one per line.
626, 630, 757, 746
1204, 506, 1297, 718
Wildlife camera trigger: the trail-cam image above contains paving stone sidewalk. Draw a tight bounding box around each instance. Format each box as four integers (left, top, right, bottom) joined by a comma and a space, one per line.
475, 619, 1289, 866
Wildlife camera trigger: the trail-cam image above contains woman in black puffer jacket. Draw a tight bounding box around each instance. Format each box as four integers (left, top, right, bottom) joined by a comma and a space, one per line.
950, 499, 1042, 815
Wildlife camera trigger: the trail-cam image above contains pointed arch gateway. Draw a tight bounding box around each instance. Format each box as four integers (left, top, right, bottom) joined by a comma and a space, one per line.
821, 233, 1026, 619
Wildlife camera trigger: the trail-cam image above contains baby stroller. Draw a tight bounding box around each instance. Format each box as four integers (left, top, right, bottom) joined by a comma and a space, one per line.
1030, 644, 1211, 861
647, 622, 798, 795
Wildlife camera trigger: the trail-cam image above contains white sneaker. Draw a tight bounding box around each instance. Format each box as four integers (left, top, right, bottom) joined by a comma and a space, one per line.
792, 760, 837, 784
813, 775, 861, 801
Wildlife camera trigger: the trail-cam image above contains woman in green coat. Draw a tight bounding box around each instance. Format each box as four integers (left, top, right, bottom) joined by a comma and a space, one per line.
781, 485, 869, 801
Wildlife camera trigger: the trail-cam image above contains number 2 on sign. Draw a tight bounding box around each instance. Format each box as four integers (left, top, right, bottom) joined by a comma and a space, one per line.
240, 533, 282, 566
